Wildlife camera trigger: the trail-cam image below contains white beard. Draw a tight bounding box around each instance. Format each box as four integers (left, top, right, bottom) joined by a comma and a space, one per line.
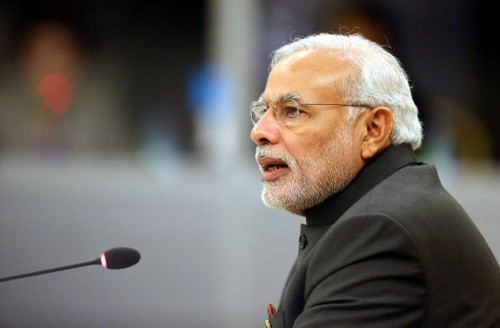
255, 124, 359, 215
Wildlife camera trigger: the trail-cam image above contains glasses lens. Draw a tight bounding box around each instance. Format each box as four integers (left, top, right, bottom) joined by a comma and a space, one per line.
250, 102, 267, 125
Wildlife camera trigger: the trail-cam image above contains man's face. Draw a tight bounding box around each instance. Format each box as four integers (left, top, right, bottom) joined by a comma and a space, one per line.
250, 49, 364, 215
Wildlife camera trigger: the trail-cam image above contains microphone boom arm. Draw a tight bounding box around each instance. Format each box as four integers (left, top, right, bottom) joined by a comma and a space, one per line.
0, 258, 101, 282
0, 247, 140, 283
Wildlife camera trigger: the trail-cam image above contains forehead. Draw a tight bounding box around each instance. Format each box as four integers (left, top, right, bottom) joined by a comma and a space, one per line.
263, 49, 352, 102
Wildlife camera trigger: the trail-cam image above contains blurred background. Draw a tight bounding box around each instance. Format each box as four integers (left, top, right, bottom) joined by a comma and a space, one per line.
0, 0, 498, 327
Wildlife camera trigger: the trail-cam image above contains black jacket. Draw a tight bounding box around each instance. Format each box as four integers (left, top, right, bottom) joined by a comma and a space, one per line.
269, 144, 500, 327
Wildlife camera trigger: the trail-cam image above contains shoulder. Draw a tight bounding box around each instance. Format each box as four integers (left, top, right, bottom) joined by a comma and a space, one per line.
347, 162, 470, 230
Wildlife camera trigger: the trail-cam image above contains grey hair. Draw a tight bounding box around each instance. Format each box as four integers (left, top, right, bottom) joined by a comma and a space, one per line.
270, 33, 423, 150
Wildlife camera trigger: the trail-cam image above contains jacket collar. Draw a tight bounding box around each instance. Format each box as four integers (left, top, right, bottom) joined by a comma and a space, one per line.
304, 143, 418, 226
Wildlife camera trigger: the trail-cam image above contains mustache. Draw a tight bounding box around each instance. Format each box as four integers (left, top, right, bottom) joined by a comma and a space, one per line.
255, 146, 294, 167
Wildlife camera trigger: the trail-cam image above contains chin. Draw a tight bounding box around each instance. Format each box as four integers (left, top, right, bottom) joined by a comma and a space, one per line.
285, 206, 306, 216
262, 198, 305, 217
262, 189, 316, 217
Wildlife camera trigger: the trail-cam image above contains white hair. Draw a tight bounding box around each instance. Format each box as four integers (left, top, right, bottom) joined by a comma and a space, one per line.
270, 33, 423, 150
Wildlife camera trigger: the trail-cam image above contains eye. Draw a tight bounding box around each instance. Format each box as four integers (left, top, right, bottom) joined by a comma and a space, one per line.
278, 101, 303, 122
282, 105, 300, 118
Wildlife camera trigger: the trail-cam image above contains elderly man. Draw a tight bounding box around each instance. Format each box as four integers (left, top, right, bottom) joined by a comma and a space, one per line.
250, 33, 500, 328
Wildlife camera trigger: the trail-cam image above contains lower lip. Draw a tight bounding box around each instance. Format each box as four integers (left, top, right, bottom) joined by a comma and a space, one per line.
262, 167, 289, 181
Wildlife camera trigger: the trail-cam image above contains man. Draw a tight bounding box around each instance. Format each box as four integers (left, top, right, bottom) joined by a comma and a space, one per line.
250, 33, 500, 328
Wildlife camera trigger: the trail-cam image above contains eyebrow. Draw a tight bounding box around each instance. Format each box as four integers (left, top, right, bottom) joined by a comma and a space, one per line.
259, 92, 303, 103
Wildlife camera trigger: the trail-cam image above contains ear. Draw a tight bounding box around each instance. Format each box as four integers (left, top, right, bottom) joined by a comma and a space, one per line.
359, 107, 393, 161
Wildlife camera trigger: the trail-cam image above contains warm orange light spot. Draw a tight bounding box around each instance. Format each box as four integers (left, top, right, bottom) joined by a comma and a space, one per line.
36, 73, 73, 115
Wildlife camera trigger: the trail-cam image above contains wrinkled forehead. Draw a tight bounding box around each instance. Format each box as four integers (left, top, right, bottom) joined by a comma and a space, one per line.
276, 49, 353, 75
262, 49, 353, 103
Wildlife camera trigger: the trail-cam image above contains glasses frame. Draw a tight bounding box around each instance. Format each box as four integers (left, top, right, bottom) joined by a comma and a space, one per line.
250, 100, 372, 126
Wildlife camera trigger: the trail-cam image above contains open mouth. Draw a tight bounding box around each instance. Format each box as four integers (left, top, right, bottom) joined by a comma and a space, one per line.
263, 163, 289, 171
258, 157, 290, 180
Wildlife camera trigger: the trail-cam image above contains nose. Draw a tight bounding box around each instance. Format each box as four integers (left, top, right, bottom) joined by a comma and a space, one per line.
250, 110, 280, 146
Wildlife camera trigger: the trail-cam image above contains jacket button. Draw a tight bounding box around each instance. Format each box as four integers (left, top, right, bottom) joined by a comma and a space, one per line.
299, 233, 307, 249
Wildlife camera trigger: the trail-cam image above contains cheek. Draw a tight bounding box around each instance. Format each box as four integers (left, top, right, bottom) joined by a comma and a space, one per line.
288, 135, 327, 163
282, 120, 344, 159
306, 130, 335, 151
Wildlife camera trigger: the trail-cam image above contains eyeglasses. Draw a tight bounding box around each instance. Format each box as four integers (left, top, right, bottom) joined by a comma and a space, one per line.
250, 99, 371, 127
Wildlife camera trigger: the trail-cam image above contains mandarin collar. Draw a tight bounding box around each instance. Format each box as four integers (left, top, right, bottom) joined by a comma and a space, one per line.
304, 144, 418, 226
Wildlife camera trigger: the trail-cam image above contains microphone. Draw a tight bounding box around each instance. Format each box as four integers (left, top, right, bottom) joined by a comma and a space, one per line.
0, 247, 141, 283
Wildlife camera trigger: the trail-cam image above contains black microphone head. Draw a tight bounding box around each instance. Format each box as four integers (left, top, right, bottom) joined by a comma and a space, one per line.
100, 247, 141, 270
